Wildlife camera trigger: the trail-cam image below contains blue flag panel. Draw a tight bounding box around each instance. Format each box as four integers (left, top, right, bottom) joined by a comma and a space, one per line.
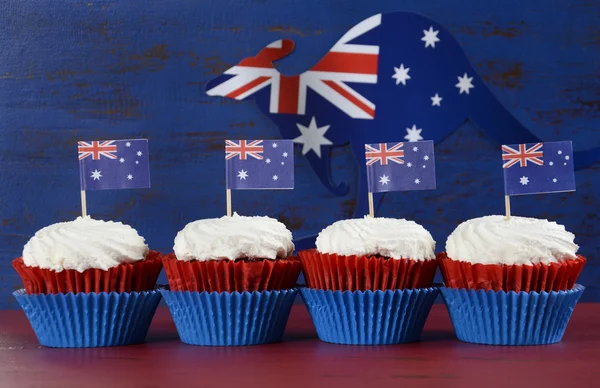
366, 140, 436, 193
225, 139, 294, 190
78, 139, 150, 191
502, 141, 575, 196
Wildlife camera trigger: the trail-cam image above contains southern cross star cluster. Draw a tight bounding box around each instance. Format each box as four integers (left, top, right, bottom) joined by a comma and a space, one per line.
392, 26, 473, 143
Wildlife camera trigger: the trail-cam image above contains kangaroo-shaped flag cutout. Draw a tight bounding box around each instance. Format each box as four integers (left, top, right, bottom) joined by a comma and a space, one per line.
206, 11, 600, 246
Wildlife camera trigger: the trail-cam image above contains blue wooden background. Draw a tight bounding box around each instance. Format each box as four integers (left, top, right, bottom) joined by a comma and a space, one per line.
0, 0, 598, 308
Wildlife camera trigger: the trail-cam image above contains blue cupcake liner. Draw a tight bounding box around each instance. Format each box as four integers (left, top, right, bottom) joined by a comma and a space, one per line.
160, 288, 298, 346
13, 289, 162, 348
300, 287, 439, 345
440, 284, 585, 345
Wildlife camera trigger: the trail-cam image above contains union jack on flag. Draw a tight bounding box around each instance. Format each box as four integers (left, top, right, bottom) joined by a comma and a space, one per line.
78, 141, 118, 160
365, 142, 405, 166
366, 140, 435, 193
502, 141, 575, 196
225, 140, 264, 160
226, 139, 294, 190
206, 15, 380, 119
502, 142, 544, 169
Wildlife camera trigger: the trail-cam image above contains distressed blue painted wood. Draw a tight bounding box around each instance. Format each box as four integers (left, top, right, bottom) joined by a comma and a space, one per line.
0, 0, 598, 308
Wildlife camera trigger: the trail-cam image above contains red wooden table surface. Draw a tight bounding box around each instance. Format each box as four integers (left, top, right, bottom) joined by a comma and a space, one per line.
1, 304, 599, 388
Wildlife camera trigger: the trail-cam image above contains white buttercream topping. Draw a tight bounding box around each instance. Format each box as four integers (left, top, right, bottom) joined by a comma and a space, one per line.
173, 213, 294, 261
315, 217, 436, 260
22, 217, 149, 272
446, 215, 579, 265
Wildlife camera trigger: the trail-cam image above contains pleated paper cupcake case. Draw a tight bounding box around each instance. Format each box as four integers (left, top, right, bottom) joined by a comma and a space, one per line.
12, 250, 164, 294
437, 253, 585, 293
13, 289, 162, 348
298, 250, 438, 291
161, 254, 302, 292
160, 288, 298, 346
300, 287, 439, 345
440, 284, 585, 345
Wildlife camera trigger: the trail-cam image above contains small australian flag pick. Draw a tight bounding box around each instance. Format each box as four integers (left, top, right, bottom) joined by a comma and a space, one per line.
365, 140, 436, 193
502, 141, 575, 195
226, 140, 294, 189
78, 139, 151, 191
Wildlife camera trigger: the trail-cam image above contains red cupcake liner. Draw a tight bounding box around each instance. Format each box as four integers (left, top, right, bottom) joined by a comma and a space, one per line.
161, 254, 302, 293
437, 252, 586, 293
13, 250, 164, 295
298, 249, 438, 291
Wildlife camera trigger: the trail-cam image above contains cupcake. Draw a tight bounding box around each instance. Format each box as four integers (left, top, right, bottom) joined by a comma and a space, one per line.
162, 213, 300, 292
298, 217, 440, 345
438, 215, 586, 345
160, 213, 301, 346
12, 216, 163, 348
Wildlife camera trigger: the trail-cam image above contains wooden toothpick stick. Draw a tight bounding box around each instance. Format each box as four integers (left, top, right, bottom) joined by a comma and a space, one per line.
368, 192, 375, 218
80, 190, 87, 218
226, 189, 232, 217
505, 195, 511, 220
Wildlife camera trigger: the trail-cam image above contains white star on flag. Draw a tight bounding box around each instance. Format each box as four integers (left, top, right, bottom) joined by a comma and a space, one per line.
392, 64, 411, 86
125, 142, 131, 147
237, 169, 248, 180
413, 146, 419, 152
90, 169, 102, 180
283, 152, 288, 157
266, 158, 271, 164
294, 117, 333, 158
272, 143, 278, 148
272, 175, 279, 181
415, 178, 420, 184
407, 162, 412, 167
379, 174, 390, 185
456, 73, 475, 94
520, 176, 529, 185
119, 158, 125, 163
421, 26, 440, 48
404, 125, 423, 142
431, 93, 442, 106
423, 155, 429, 161
137, 151, 143, 156
127, 174, 133, 180
553, 178, 558, 183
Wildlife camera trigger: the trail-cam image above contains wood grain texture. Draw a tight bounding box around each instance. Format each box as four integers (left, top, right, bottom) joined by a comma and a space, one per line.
0, 0, 599, 308
1, 304, 599, 387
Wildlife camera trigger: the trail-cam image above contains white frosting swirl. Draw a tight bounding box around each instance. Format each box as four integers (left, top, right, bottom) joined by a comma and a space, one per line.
22, 217, 149, 272
315, 217, 436, 260
173, 213, 294, 261
446, 215, 579, 265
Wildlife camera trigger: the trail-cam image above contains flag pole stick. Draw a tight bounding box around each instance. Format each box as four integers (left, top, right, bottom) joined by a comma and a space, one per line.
226, 189, 232, 217
504, 195, 511, 220
368, 192, 375, 218
80, 190, 87, 218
